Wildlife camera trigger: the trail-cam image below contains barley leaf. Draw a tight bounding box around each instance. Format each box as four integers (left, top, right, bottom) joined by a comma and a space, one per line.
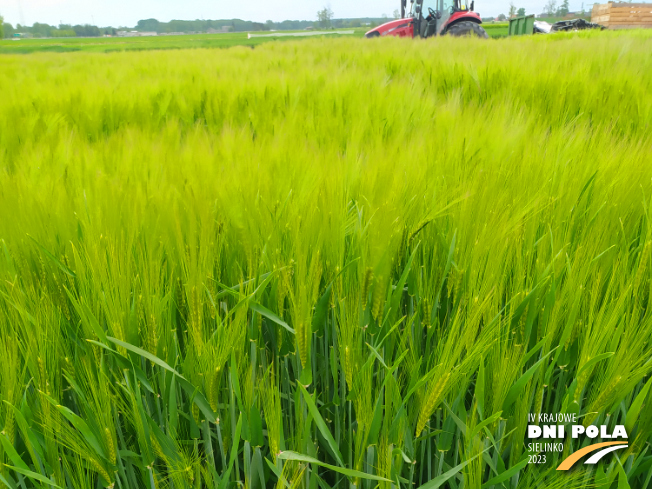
277, 452, 391, 482
3, 465, 62, 488
298, 384, 344, 466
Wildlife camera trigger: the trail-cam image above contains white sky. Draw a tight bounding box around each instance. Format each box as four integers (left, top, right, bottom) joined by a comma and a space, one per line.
1, 0, 594, 27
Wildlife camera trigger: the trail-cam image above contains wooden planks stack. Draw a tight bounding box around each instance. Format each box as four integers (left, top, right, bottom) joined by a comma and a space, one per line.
592, 3, 652, 29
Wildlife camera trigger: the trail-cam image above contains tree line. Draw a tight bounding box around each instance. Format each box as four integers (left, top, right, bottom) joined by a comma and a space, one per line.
1, 15, 388, 38
496, 0, 580, 21
1, 21, 116, 38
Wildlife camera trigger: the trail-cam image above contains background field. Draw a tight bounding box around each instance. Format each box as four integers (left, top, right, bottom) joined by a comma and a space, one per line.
1, 31, 652, 489
0, 24, 510, 54
0, 31, 353, 54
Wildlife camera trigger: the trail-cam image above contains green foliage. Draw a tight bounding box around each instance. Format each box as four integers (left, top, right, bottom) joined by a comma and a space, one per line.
559, 0, 570, 17
2, 22, 13, 39
1, 31, 652, 488
72, 24, 101, 37
317, 7, 334, 28
0, 26, 519, 56
137, 18, 161, 32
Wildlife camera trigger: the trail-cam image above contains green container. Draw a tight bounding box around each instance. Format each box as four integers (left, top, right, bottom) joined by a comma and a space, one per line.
508, 15, 535, 35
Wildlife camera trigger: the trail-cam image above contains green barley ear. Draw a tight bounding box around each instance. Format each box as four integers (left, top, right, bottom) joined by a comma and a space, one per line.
151, 433, 165, 459
104, 427, 116, 465
361, 267, 373, 310
37, 356, 49, 395
148, 314, 158, 354
296, 320, 308, 368
175, 277, 185, 312
260, 366, 282, 461
208, 366, 221, 412
416, 372, 450, 436
371, 274, 386, 320
310, 250, 323, 304
192, 400, 200, 425
89, 457, 113, 486
51, 272, 70, 320
344, 346, 353, 389
584, 375, 622, 427
136, 293, 144, 327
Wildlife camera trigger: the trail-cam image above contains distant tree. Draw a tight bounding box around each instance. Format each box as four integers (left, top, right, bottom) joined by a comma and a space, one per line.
559, 0, 570, 16
51, 29, 76, 37
544, 0, 557, 16
317, 7, 334, 28
497, 13, 507, 20
265, 20, 275, 30
393, 9, 401, 18
0, 16, 3, 39
508, 2, 517, 17
73, 24, 100, 37
32, 22, 54, 37
136, 18, 160, 32
251, 22, 265, 31
517, 7, 526, 16
3, 22, 15, 38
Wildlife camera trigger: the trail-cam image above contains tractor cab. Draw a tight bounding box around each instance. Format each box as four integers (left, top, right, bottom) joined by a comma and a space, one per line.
413, 0, 478, 37
413, 0, 440, 38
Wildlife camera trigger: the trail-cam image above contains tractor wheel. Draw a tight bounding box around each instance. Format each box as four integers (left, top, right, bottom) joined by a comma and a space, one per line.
445, 21, 489, 39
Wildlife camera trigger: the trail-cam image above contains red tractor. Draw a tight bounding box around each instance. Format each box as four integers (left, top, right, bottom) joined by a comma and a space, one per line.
365, 0, 488, 39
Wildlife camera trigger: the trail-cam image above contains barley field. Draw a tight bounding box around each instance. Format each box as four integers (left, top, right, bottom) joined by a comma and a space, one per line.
0, 24, 505, 55
0, 31, 365, 55
1, 31, 652, 489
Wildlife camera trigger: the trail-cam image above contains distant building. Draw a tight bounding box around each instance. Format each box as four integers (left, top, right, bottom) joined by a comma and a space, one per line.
206, 26, 233, 34
116, 30, 157, 37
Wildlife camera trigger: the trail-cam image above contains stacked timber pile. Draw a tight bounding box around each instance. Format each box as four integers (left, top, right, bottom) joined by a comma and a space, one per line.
592, 3, 652, 29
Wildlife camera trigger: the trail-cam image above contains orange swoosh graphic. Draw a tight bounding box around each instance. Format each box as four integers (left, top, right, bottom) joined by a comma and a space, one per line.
556, 442, 628, 470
